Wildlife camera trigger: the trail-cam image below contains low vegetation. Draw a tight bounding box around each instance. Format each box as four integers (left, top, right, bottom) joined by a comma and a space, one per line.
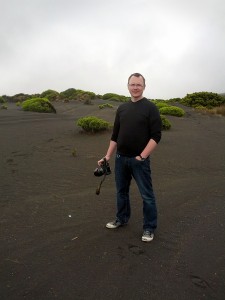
151, 99, 184, 128
77, 116, 111, 133
60, 88, 96, 102
151, 100, 170, 109
180, 92, 225, 109
195, 105, 225, 116
152, 99, 184, 116
211, 105, 225, 116
22, 98, 56, 113
161, 115, 171, 130
1, 90, 224, 134
41, 89, 60, 101
99, 103, 113, 109
159, 106, 185, 117
102, 93, 129, 102
1, 88, 96, 103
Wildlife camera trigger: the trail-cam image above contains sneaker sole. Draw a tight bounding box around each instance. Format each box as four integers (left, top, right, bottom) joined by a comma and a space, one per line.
106, 224, 120, 229
142, 236, 154, 242
106, 223, 127, 229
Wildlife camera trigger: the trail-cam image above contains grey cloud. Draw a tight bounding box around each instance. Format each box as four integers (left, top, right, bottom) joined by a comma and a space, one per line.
0, 0, 225, 98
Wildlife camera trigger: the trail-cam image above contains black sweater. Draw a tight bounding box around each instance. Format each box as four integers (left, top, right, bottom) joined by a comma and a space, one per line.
111, 98, 162, 157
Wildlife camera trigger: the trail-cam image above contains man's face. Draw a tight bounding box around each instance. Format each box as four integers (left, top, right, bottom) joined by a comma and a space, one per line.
128, 76, 145, 101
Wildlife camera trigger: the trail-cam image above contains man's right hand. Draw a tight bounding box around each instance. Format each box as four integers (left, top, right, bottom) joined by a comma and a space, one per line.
97, 156, 110, 166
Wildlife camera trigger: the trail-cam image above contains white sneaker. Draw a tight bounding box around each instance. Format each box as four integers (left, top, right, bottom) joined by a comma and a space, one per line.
106, 220, 125, 229
142, 231, 154, 242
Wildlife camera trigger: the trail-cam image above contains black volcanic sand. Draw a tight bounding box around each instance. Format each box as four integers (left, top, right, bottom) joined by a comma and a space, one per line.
1, 101, 225, 300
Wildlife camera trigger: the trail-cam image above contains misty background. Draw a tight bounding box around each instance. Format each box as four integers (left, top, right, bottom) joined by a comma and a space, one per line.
1, 0, 225, 99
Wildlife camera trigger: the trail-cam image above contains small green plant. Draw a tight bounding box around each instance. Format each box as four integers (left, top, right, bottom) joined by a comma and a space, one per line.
77, 116, 111, 133
72, 148, 77, 157
161, 115, 171, 130
22, 98, 56, 113
99, 103, 113, 109
159, 106, 185, 117
16, 101, 21, 106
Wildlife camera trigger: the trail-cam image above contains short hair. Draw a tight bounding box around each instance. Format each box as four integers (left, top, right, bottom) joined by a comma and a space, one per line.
128, 73, 146, 86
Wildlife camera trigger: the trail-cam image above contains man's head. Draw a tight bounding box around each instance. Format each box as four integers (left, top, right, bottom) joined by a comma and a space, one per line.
127, 73, 146, 101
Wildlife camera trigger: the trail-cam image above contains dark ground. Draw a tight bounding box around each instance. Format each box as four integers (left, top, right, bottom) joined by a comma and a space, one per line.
0, 101, 225, 300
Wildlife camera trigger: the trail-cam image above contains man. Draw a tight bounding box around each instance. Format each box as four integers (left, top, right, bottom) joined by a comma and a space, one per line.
98, 73, 162, 242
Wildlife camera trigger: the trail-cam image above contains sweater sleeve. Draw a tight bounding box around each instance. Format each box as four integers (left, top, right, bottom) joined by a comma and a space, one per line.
111, 109, 120, 142
149, 103, 162, 144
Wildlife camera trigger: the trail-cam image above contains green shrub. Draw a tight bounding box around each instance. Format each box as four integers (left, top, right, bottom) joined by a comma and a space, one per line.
99, 103, 113, 109
159, 106, 185, 117
103, 93, 129, 102
155, 102, 170, 109
59, 88, 96, 101
194, 105, 205, 110
60, 88, 77, 100
151, 100, 170, 109
16, 101, 21, 106
22, 98, 56, 113
84, 91, 96, 100
181, 92, 225, 108
102, 93, 119, 100
77, 116, 111, 133
161, 115, 171, 130
76, 90, 96, 101
41, 89, 59, 101
10, 93, 31, 103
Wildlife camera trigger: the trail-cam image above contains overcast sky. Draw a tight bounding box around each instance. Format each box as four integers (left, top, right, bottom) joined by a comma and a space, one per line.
1, 0, 225, 99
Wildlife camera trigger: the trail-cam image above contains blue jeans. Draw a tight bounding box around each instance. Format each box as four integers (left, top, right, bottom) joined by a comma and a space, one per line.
115, 154, 157, 232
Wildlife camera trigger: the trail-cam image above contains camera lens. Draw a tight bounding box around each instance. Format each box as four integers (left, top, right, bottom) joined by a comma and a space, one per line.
94, 167, 104, 177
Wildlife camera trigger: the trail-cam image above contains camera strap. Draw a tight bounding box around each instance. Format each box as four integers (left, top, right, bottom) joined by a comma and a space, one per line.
96, 173, 106, 195
96, 157, 107, 195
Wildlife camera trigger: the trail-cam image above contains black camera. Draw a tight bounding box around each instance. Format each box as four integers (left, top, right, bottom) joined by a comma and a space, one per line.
94, 158, 111, 177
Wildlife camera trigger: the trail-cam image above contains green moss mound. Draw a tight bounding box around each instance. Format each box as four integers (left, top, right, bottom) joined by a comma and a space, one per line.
159, 106, 185, 117
99, 103, 113, 109
22, 98, 56, 113
161, 115, 171, 130
77, 116, 111, 133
